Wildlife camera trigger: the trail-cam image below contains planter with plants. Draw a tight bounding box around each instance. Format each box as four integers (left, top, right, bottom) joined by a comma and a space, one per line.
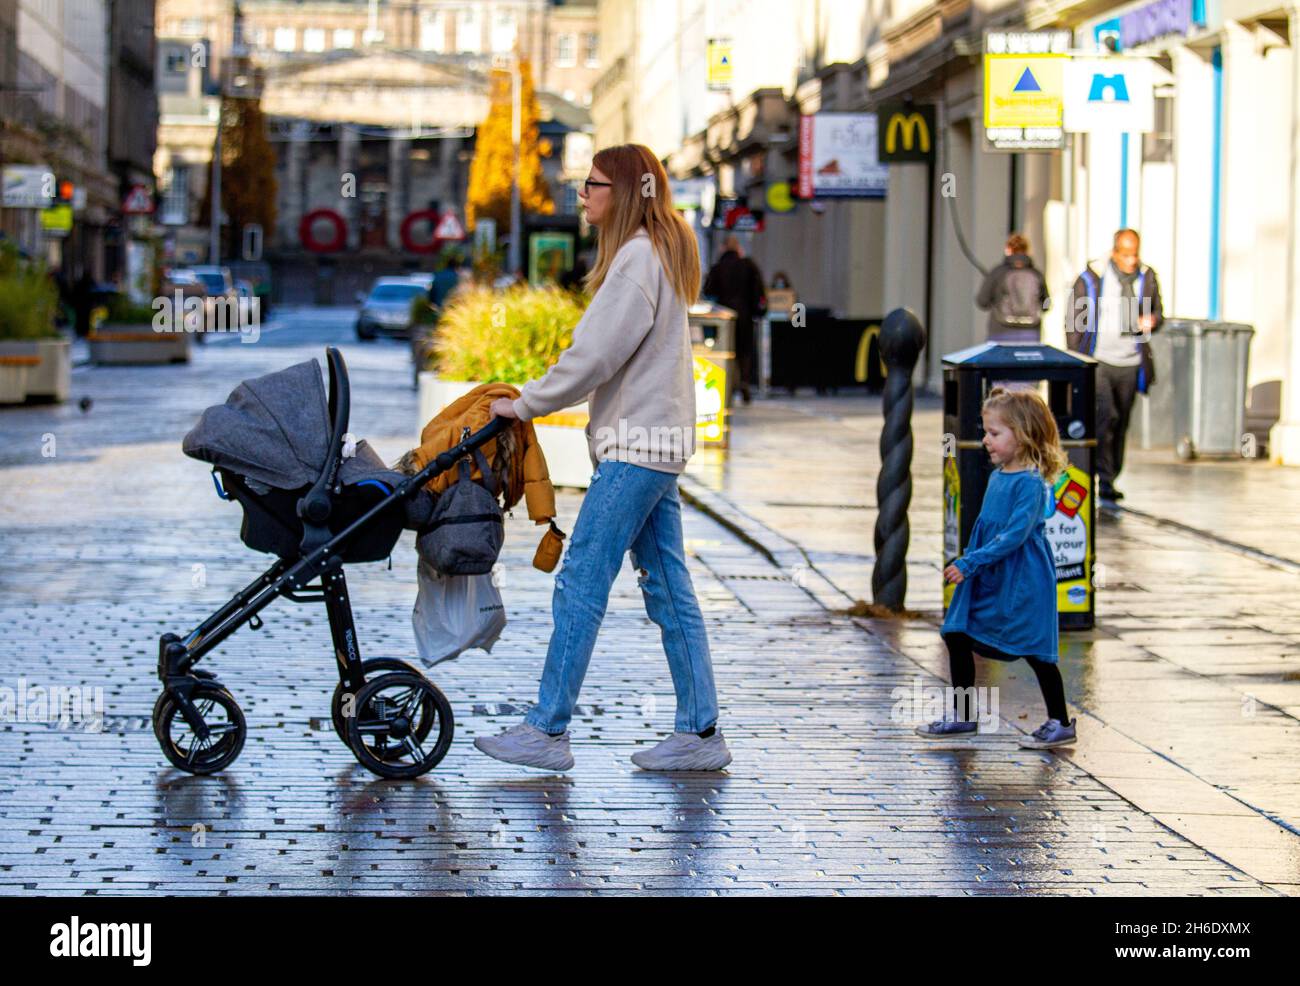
89, 294, 190, 365
418, 283, 594, 488
0, 241, 70, 403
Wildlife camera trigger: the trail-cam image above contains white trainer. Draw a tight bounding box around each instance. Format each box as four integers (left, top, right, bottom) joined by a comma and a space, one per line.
631, 731, 732, 771
473, 722, 574, 771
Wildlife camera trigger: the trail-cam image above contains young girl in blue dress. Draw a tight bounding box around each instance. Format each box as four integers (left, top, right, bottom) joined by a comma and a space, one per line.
919, 387, 1076, 749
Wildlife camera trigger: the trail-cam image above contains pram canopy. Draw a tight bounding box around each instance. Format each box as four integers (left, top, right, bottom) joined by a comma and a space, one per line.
183, 357, 403, 491
183, 356, 420, 562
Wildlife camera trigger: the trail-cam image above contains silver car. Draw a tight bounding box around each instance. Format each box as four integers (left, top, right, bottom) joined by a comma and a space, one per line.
355, 277, 428, 340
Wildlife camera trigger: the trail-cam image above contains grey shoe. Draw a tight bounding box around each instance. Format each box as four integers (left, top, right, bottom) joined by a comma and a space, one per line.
915, 719, 979, 739
1018, 717, 1077, 749
473, 722, 574, 771
631, 731, 732, 771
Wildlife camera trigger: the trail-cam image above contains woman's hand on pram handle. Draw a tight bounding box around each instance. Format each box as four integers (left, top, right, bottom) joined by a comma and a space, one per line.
489, 397, 518, 419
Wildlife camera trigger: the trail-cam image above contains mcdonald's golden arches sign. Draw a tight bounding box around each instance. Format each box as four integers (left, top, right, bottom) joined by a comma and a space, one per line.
876, 104, 936, 163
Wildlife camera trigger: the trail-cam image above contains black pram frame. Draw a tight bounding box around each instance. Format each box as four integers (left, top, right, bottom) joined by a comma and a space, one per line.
152, 346, 510, 779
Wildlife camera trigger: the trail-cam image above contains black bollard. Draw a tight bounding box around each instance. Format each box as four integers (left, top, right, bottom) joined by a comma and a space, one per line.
872, 308, 926, 611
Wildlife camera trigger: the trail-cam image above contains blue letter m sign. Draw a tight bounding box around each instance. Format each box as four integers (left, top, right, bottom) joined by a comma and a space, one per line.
1088, 73, 1130, 102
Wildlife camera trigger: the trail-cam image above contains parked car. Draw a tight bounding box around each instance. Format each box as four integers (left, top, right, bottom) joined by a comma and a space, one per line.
190, 265, 235, 299
225, 259, 273, 317
355, 277, 428, 340
160, 267, 210, 342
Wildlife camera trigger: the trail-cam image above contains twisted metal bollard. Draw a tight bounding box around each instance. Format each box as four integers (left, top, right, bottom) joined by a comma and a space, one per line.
871, 308, 926, 612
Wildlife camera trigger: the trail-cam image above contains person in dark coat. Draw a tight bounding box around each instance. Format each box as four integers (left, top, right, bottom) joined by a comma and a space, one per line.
1064, 228, 1165, 503
71, 271, 97, 338
703, 234, 766, 403
976, 233, 1050, 343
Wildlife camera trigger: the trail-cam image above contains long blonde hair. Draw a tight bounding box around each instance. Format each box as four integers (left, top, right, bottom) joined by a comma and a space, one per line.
982, 388, 1069, 483
584, 144, 700, 305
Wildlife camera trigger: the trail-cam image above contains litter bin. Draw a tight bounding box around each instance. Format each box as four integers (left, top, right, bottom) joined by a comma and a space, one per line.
942, 343, 1098, 631
1134, 327, 1175, 449
686, 302, 736, 447
1166, 320, 1255, 459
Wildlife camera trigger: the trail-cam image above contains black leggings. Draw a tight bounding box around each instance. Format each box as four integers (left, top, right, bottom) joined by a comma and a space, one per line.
943, 631, 1069, 723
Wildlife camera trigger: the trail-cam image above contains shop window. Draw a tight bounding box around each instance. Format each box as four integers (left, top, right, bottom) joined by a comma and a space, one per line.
1142, 91, 1174, 163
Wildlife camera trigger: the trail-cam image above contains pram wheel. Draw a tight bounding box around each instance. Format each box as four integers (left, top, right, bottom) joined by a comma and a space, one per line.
155, 684, 247, 775
331, 658, 426, 757
345, 672, 453, 779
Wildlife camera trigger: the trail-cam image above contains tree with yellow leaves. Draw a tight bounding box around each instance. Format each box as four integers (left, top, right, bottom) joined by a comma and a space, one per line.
198, 93, 279, 259
465, 56, 554, 232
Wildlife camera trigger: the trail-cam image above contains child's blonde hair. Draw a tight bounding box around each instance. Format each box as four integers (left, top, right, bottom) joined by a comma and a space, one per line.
982, 387, 1069, 483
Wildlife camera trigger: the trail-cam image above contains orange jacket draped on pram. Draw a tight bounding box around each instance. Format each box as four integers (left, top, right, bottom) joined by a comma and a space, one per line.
408, 383, 558, 560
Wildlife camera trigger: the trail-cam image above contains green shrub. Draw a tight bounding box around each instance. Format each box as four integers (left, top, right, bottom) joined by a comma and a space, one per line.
410, 294, 440, 327
104, 293, 157, 326
429, 284, 587, 384
0, 242, 58, 340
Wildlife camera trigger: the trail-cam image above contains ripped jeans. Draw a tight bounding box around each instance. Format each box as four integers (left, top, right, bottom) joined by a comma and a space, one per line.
524, 459, 720, 736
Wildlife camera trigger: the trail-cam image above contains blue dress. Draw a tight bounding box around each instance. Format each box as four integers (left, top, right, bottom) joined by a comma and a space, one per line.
941, 467, 1059, 663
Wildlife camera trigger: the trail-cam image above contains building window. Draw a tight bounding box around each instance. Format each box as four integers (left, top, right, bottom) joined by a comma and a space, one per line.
492, 10, 517, 53
303, 28, 325, 53
556, 33, 575, 67
584, 32, 598, 67
248, 27, 267, 49
160, 165, 190, 226
333, 28, 355, 49
274, 27, 295, 52
562, 183, 579, 215
179, 18, 206, 38
456, 8, 481, 53
419, 12, 444, 52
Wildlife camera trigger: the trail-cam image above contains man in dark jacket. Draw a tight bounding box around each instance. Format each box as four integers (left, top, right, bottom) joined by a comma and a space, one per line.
1065, 228, 1164, 503
976, 233, 1050, 342
703, 235, 766, 403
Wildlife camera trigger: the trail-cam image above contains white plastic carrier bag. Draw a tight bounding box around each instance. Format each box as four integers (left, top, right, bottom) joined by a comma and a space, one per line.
412, 557, 506, 666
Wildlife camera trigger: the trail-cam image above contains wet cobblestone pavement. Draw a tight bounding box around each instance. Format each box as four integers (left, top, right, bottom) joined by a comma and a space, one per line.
680, 393, 1300, 893
0, 311, 1283, 894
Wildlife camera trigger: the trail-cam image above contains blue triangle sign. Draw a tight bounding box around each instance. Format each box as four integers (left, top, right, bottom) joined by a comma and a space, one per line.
1013, 67, 1041, 92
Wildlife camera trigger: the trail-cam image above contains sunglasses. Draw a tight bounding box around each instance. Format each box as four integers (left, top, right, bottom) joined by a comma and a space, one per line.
582, 178, 612, 194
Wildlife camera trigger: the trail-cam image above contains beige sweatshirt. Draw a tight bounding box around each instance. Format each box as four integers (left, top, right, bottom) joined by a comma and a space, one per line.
511, 228, 697, 474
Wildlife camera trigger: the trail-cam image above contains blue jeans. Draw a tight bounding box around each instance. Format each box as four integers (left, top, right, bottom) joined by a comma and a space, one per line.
524, 460, 719, 736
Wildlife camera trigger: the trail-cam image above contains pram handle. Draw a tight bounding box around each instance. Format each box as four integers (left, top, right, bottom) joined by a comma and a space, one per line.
290, 412, 514, 566
299, 347, 351, 526
408, 412, 514, 492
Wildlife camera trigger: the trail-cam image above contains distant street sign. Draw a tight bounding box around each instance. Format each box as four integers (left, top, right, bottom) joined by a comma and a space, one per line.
3, 165, 53, 208
434, 212, 465, 240
1064, 58, 1155, 133
983, 50, 1068, 151
877, 104, 936, 163
707, 38, 732, 90
122, 184, 154, 214
40, 204, 73, 236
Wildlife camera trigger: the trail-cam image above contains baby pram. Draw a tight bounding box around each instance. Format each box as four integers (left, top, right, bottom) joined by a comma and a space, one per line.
153, 346, 510, 779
